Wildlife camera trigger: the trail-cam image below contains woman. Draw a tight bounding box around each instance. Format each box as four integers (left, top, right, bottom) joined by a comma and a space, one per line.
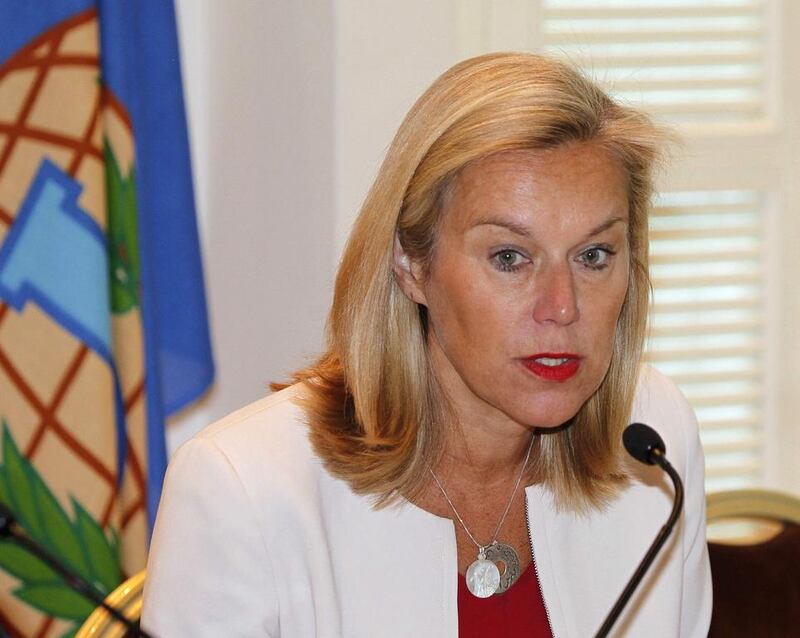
142, 53, 711, 637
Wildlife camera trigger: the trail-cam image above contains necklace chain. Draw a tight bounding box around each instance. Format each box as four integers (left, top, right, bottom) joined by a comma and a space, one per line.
429, 435, 535, 552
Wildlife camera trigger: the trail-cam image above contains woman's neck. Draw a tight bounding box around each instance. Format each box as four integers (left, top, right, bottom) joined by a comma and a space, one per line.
434, 420, 533, 489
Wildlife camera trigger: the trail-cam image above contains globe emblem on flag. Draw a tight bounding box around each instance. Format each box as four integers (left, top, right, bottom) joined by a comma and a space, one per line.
0, 10, 150, 637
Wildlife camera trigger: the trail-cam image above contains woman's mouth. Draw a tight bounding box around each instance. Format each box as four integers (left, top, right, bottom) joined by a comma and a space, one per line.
522, 353, 582, 382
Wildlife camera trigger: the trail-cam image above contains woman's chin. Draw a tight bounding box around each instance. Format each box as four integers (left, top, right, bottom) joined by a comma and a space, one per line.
511, 397, 588, 431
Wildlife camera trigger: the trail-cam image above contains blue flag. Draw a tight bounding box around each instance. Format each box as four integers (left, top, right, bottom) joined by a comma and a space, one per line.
0, 1, 213, 634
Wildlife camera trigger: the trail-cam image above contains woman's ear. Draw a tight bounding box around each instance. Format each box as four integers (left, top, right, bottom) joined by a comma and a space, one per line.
393, 234, 427, 305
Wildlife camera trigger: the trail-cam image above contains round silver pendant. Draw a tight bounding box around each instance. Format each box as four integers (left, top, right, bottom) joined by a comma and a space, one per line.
484, 542, 521, 595
465, 557, 500, 598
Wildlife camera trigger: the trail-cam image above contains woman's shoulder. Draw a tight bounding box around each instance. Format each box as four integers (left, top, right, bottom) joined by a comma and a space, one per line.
633, 365, 695, 424
172, 383, 321, 484
196, 383, 307, 442
631, 364, 701, 468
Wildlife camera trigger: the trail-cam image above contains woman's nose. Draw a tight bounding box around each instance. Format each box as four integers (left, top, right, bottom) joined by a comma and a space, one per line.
532, 264, 579, 326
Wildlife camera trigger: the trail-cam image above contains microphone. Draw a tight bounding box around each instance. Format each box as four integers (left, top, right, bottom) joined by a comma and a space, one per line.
0, 502, 154, 638
594, 423, 685, 638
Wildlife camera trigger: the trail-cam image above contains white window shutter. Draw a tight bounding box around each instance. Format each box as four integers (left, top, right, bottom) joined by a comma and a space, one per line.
646, 189, 767, 490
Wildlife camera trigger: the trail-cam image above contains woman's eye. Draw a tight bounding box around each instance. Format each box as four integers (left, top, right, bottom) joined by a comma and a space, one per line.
492, 249, 526, 272
578, 245, 615, 271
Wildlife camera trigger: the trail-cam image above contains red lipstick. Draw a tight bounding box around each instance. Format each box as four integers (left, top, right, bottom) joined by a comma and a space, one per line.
523, 353, 581, 382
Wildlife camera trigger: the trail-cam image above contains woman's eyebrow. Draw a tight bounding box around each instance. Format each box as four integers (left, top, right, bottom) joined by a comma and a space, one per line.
585, 216, 627, 240
469, 218, 531, 236
469, 215, 627, 239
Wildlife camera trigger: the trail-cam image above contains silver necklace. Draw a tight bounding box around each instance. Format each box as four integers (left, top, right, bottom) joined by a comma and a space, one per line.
429, 435, 534, 598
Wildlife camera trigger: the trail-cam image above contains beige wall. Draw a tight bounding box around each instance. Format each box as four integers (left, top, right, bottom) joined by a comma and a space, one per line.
171, 1, 465, 449
173, 1, 336, 446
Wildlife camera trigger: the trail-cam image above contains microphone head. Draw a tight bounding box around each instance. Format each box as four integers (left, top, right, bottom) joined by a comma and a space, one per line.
623, 422, 666, 466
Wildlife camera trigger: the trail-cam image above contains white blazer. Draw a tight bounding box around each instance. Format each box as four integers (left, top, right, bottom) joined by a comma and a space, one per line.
142, 366, 712, 637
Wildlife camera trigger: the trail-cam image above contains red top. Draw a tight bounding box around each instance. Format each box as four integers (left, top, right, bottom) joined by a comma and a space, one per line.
457, 563, 553, 637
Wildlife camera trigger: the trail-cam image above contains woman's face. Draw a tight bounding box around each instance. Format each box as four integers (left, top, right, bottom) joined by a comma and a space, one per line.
399, 142, 631, 429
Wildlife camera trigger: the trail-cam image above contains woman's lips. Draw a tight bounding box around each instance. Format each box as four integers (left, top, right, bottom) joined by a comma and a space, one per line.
522, 353, 582, 382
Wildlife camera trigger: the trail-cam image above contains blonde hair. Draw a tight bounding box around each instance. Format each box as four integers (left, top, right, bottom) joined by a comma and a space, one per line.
284, 52, 666, 510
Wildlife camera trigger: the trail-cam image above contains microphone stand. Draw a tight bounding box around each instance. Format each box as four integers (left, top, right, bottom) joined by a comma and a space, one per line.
594, 448, 684, 638
0, 504, 153, 638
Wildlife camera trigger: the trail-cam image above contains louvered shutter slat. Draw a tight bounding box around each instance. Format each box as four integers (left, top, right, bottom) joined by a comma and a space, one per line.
667, 369, 761, 385
703, 434, 763, 455
707, 460, 761, 479
649, 319, 761, 338
553, 51, 762, 67
700, 415, 763, 431
644, 344, 761, 362
650, 225, 758, 241
545, 4, 762, 21
613, 77, 761, 91
545, 29, 761, 45
652, 298, 760, 313
651, 249, 760, 264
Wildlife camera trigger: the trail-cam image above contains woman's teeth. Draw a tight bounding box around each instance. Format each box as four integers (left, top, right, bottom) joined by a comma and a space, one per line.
535, 357, 570, 367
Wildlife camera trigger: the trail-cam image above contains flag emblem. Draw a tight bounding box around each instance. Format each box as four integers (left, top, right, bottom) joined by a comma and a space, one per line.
0, 5, 213, 636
